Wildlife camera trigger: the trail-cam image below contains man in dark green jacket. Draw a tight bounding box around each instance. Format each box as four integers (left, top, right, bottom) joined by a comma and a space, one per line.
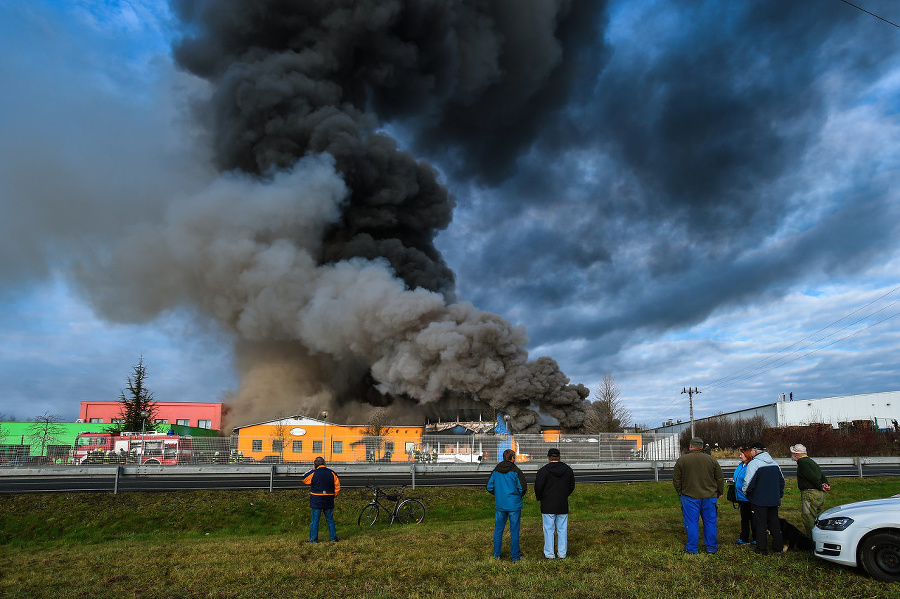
790, 443, 831, 536
673, 437, 724, 554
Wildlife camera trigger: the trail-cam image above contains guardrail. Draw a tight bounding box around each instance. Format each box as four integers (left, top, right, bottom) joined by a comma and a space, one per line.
2, 456, 898, 494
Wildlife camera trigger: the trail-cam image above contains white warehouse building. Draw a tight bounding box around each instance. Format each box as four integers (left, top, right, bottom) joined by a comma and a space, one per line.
653, 390, 900, 435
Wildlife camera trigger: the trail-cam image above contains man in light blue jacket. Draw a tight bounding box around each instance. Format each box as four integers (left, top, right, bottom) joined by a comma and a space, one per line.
742, 441, 784, 554
486, 449, 527, 561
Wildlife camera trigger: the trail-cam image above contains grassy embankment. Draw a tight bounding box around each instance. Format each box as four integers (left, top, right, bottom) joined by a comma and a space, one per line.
1, 477, 898, 598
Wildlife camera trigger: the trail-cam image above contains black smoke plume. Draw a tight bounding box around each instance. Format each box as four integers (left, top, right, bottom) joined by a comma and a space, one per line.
118, 0, 605, 431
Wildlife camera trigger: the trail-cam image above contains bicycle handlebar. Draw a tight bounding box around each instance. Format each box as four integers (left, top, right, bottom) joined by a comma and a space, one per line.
365, 484, 408, 497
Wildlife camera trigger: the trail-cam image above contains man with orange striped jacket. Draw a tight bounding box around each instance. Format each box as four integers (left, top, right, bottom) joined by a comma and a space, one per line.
303, 456, 341, 543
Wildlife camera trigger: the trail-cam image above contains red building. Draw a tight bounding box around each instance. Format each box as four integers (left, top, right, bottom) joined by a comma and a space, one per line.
78, 401, 223, 431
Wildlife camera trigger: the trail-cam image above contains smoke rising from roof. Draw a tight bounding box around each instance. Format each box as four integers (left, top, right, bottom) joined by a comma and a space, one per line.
76, 0, 599, 431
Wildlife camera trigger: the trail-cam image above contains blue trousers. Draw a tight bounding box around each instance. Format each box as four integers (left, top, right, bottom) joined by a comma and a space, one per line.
493, 509, 521, 560
680, 495, 717, 553
542, 513, 568, 558
310, 508, 337, 542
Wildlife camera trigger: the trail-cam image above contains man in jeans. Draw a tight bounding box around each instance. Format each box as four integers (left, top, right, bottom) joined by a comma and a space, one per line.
486, 449, 527, 561
302, 456, 341, 543
673, 437, 724, 554
790, 443, 831, 537
743, 441, 785, 554
535, 448, 576, 559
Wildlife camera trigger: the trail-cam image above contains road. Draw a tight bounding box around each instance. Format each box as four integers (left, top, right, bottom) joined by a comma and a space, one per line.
1, 462, 897, 494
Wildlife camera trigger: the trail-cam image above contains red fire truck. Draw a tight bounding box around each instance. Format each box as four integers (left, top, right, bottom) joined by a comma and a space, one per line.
73, 431, 193, 465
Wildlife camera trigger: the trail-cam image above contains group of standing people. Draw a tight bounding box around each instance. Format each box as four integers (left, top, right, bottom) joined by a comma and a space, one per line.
674, 437, 830, 555
301, 439, 830, 559
486, 448, 575, 561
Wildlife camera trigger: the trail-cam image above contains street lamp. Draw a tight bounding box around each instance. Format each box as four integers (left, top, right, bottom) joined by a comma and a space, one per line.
140, 409, 149, 464
321, 411, 328, 460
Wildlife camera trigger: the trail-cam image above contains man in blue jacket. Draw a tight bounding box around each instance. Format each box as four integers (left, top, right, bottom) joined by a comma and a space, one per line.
302, 456, 341, 543
486, 448, 527, 561
742, 441, 784, 554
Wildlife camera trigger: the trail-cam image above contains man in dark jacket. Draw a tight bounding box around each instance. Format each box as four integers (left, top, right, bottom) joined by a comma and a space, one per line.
535, 448, 575, 559
743, 441, 785, 554
302, 456, 341, 543
486, 449, 527, 561
673, 437, 724, 554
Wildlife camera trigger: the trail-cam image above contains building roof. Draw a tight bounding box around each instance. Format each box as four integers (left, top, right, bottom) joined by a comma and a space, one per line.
425, 421, 497, 434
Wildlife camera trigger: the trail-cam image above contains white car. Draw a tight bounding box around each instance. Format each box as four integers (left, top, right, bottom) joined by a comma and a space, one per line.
812, 494, 900, 582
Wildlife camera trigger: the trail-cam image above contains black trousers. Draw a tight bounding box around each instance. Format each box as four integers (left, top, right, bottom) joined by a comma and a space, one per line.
751, 503, 782, 553
738, 500, 756, 542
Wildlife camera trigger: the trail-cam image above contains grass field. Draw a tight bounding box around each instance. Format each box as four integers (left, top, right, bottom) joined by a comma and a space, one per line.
1, 477, 898, 598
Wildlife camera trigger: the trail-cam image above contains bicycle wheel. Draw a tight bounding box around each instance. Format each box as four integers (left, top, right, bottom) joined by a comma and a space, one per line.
395, 499, 425, 524
358, 503, 379, 526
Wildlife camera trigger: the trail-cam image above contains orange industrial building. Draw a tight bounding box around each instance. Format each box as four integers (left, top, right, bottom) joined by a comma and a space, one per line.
232, 415, 425, 463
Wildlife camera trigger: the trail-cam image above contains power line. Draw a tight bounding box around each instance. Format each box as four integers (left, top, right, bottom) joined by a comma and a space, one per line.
704, 286, 900, 392
838, 0, 900, 29
705, 285, 900, 390
707, 305, 900, 391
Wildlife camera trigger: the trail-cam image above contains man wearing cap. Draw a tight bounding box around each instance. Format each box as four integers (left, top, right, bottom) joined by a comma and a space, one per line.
743, 441, 785, 554
535, 448, 576, 559
790, 444, 831, 537
673, 437, 725, 554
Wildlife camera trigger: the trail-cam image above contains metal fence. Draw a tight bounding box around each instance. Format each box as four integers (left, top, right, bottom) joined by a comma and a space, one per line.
156, 432, 679, 465
7, 432, 681, 466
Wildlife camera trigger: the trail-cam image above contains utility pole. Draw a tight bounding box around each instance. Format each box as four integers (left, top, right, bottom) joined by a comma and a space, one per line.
681, 387, 701, 439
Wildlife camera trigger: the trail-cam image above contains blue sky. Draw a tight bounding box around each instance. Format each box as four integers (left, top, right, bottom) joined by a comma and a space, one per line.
1, 1, 899, 429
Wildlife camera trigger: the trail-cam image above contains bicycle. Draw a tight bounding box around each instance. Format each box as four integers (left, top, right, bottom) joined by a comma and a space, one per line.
357, 485, 426, 526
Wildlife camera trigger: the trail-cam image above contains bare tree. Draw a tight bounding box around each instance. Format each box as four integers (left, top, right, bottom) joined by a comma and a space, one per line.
584, 373, 631, 433
27, 412, 65, 458
116, 356, 157, 432
271, 418, 290, 462
362, 409, 392, 460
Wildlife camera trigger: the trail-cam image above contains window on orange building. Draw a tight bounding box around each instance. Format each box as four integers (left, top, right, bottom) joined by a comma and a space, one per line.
313, 440, 322, 453
252, 440, 262, 452
332, 441, 343, 454
272, 440, 283, 453
292, 440, 302, 453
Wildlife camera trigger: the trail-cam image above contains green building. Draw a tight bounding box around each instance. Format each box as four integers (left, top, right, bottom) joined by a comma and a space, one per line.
0, 421, 220, 464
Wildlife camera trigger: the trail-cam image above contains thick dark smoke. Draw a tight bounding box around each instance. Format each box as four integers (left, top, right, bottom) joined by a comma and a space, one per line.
113, 0, 603, 431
